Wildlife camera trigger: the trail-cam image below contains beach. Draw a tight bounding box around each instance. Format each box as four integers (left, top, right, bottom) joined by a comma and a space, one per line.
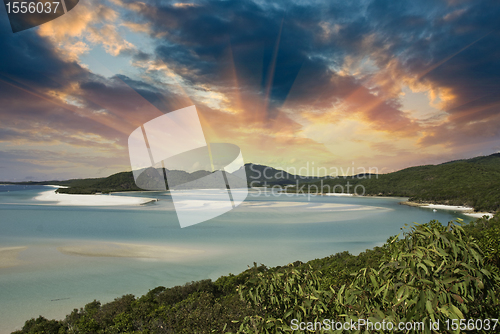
322, 193, 354, 197
401, 201, 493, 219
34, 189, 156, 206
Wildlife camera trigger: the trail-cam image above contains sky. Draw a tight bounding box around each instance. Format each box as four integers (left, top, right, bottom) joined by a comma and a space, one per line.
1, 0, 500, 181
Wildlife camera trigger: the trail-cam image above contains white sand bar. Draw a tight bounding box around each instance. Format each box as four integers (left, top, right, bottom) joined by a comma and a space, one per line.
34, 190, 156, 206
322, 193, 354, 197
58, 242, 206, 262
412, 203, 493, 219
0, 246, 27, 268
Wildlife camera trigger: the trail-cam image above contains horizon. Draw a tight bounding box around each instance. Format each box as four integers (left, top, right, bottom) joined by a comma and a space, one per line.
2, 0, 500, 181
4, 151, 500, 183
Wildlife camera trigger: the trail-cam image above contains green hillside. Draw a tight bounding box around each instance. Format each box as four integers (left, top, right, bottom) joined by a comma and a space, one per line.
303, 153, 500, 212
56, 172, 140, 194
55, 168, 243, 194
243, 163, 324, 186
6, 153, 500, 211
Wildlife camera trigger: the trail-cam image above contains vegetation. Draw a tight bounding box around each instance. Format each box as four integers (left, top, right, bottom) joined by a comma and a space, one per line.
56, 172, 141, 194
300, 153, 500, 212
14, 215, 500, 333
5, 154, 499, 211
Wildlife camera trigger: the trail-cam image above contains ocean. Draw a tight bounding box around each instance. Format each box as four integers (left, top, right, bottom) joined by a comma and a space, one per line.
0, 185, 475, 333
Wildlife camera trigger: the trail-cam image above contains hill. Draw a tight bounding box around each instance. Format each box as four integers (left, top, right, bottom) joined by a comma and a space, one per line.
242, 163, 325, 186
4, 153, 500, 211
55, 172, 141, 194
302, 153, 500, 212
55, 168, 246, 194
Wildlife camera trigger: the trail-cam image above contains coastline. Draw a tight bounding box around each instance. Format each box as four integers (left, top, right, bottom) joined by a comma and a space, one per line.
34, 189, 157, 206
31, 187, 496, 219
321, 193, 354, 197
400, 201, 493, 219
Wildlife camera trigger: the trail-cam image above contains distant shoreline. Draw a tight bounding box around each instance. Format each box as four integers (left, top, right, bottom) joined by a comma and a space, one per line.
400, 200, 493, 219
15, 185, 498, 219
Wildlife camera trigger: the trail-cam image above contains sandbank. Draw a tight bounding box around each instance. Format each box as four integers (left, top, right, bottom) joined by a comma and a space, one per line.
57, 242, 206, 262
34, 190, 156, 206
401, 201, 493, 219
321, 193, 354, 197
0, 246, 27, 268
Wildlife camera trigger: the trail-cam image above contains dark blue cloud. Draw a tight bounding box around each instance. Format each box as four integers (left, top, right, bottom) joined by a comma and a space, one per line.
124, 0, 500, 131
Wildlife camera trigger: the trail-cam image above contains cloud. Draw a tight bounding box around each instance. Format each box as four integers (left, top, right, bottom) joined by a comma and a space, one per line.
38, 0, 136, 59
2, 0, 500, 180
0, 5, 176, 180
88, 0, 500, 169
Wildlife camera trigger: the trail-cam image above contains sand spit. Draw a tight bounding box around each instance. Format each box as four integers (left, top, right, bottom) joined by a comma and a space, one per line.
401, 201, 493, 219
0, 246, 28, 268
34, 190, 156, 206
57, 242, 206, 262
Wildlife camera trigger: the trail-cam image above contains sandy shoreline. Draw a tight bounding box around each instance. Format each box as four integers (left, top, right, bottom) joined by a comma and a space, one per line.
57, 242, 207, 262
34, 189, 157, 206
322, 193, 354, 197
400, 201, 493, 219
0, 246, 27, 268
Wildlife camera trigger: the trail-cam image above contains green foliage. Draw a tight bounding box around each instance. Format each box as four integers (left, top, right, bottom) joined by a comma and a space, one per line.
335, 220, 499, 333
464, 214, 500, 268
12, 316, 64, 334
304, 153, 500, 212
56, 172, 141, 194
236, 265, 332, 333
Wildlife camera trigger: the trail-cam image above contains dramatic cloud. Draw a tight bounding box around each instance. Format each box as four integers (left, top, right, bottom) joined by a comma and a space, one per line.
1, 0, 500, 180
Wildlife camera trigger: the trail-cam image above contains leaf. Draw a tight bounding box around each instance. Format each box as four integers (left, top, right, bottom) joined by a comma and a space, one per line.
450, 304, 464, 319
423, 259, 435, 267
369, 275, 379, 289
442, 276, 456, 284
426, 300, 434, 315
397, 285, 406, 300
417, 263, 429, 275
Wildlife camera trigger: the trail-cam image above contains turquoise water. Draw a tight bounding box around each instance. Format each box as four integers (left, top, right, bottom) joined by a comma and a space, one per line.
0, 185, 475, 333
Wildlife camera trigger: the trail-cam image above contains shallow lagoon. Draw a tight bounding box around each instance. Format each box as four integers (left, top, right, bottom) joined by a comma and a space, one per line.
0, 185, 475, 333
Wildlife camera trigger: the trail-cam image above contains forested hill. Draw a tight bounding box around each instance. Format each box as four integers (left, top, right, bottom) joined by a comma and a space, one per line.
242, 163, 326, 185
55, 172, 140, 194
305, 153, 500, 212
4, 153, 500, 211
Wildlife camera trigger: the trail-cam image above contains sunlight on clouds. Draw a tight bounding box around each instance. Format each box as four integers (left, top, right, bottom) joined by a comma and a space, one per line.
109, 0, 146, 12
38, 0, 136, 60
86, 25, 136, 56
173, 3, 200, 8
135, 59, 182, 80
68, 132, 122, 148
399, 87, 448, 124
193, 89, 236, 113
9, 0, 495, 181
